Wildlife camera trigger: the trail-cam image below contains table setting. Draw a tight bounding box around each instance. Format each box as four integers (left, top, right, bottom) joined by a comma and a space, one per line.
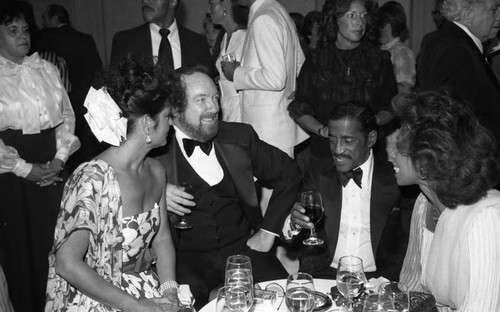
199, 253, 438, 312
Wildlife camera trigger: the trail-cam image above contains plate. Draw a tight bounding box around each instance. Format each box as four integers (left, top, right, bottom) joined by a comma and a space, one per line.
313, 291, 333, 312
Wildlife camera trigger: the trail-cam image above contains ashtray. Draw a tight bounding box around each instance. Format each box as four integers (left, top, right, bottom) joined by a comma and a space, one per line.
313, 291, 333, 312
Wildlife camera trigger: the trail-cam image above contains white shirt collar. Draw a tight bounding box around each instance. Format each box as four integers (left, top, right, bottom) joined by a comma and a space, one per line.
453, 21, 483, 53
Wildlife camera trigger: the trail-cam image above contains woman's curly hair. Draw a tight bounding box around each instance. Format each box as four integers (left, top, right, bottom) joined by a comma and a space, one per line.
319, 0, 378, 48
93, 54, 185, 133
392, 89, 500, 208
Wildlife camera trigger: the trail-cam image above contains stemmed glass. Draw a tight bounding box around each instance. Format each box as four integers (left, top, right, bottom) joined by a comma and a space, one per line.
336, 255, 366, 312
217, 286, 253, 312
285, 272, 316, 312
174, 182, 193, 230
362, 293, 395, 312
379, 282, 409, 312
224, 255, 254, 311
301, 191, 324, 245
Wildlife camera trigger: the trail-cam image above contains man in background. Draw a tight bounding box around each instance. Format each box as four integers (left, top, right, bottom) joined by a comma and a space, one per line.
110, 0, 212, 74
36, 4, 103, 170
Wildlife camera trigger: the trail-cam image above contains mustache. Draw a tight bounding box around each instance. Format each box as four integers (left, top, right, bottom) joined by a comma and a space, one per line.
333, 153, 352, 160
202, 112, 218, 119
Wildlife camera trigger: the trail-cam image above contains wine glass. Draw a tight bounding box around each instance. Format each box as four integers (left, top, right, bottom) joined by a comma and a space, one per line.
379, 282, 409, 312
217, 286, 253, 312
362, 293, 395, 312
174, 182, 193, 230
301, 190, 324, 245
336, 255, 366, 312
285, 272, 316, 312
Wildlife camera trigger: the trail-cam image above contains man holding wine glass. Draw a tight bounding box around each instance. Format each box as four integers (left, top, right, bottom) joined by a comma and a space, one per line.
283, 102, 408, 281
155, 66, 301, 310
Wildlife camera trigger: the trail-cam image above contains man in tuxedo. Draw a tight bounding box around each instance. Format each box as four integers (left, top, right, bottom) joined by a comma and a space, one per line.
110, 0, 211, 74
417, 0, 500, 143
36, 4, 103, 170
156, 67, 300, 309
284, 103, 407, 281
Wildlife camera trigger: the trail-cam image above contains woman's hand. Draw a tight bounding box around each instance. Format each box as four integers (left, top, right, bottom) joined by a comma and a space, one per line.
125, 298, 173, 312
161, 287, 181, 306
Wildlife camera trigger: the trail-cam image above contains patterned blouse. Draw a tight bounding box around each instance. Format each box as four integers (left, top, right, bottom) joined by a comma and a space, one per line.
381, 38, 416, 87
45, 160, 124, 311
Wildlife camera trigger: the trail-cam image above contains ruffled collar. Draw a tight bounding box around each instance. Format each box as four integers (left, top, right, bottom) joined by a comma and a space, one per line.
0, 53, 45, 72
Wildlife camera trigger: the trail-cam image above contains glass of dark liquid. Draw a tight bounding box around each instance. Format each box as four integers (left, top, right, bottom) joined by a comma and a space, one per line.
174, 183, 193, 230
300, 190, 324, 245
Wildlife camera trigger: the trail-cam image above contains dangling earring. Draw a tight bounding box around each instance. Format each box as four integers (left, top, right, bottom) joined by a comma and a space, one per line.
223, 8, 227, 16
146, 134, 152, 144
145, 121, 152, 144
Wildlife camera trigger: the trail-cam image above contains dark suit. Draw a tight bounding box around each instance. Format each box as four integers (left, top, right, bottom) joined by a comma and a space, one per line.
156, 122, 301, 309
36, 25, 104, 170
295, 154, 406, 281
417, 21, 500, 142
109, 23, 212, 75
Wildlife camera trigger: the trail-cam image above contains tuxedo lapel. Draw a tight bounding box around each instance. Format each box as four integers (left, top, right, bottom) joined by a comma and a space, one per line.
320, 169, 342, 257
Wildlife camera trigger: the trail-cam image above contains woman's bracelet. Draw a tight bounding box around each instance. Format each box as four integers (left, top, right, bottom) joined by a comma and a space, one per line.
158, 280, 179, 295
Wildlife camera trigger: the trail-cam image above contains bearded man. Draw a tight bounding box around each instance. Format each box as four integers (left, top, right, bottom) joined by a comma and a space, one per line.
155, 67, 301, 309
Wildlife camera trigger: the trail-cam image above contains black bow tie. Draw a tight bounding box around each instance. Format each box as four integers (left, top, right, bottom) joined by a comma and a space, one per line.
339, 167, 363, 188
182, 138, 212, 157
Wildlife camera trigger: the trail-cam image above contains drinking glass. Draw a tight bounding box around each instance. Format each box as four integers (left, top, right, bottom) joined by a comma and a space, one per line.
362, 293, 395, 312
336, 255, 366, 312
285, 272, 316, 312
379, 282, 409, 312
217, 286, 253, 312
222, 53, 237, 62
301, 191, 324, 245
174, 182, 193, 230
225, 255, 254, 310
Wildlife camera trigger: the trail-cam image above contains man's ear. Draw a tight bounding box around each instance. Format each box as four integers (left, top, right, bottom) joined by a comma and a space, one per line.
367, 130, 377, 148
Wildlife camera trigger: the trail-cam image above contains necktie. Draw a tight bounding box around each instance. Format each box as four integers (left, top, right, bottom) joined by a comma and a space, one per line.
158, 28, 174, 68
339, 167, 363, 188
182, 138, 212, 157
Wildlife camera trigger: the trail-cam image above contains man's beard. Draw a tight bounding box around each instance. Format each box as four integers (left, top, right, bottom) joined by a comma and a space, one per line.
177, 113, 219, 142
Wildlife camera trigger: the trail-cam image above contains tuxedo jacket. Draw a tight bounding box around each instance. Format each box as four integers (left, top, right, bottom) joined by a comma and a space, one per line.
418, 21, 500, 142
297, 155, 406, 280
155, 122, 301, 236
109, 23, 212, 75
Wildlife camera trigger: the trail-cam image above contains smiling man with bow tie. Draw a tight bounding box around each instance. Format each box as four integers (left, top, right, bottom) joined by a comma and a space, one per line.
155, 66, 301, 309
283, 102, 407, 281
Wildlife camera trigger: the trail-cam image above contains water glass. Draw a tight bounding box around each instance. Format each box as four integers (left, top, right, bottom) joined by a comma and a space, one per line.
362, 293, 395, 312
217, 286, 253, 312
379, 281, 409, 312
336, 256, 366, 312
285, 272, 316, 312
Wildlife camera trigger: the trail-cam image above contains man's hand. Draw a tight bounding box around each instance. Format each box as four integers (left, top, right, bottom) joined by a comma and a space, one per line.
246, 229, 275, 252
166, 183, 195, 216
220, 61, 240, 82
291, 202, 314, 229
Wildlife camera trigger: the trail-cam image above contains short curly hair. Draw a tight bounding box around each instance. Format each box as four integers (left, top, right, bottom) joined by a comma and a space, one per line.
319, 0, 378, 47
392, 89, 500, 208
93, 54, 185, 134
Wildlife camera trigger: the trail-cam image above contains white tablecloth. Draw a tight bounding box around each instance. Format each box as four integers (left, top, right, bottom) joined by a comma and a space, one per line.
199, 278, 338, 312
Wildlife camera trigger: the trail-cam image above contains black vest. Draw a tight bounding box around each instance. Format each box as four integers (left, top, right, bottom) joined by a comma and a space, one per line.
175, 148, 252, 252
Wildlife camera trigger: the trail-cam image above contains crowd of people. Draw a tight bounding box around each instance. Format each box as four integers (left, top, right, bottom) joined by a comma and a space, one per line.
0, 0, 499, 311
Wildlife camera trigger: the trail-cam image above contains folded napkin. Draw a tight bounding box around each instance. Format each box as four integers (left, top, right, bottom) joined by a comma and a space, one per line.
178, 284, 195, 308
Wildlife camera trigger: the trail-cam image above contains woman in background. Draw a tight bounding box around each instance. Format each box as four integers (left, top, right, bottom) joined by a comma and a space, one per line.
388, 90, 500, 311
208, 0, 249, 122
376, 1, 416, 93
0, 3, 80, 311
45, 55, 185, 311
302, 11, 323, 54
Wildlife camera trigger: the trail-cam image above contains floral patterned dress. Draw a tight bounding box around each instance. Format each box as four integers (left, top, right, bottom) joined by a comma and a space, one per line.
120, 205, 161, 298
45, 160, 162, 311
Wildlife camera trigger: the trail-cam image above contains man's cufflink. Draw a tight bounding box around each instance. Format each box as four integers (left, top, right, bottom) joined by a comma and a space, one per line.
290, 219, 302, 231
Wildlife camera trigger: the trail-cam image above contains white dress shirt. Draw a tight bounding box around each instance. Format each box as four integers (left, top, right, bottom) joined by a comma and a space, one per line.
173, 126, 223, 186
150, 20, 182, 69
332, 150, 376, 272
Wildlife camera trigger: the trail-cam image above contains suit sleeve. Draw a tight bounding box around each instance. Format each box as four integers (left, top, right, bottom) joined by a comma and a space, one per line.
233, 15, 287, 91
248, 126, 302, 234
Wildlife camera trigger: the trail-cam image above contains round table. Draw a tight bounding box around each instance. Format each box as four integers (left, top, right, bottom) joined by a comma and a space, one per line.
199, 278, 338, 312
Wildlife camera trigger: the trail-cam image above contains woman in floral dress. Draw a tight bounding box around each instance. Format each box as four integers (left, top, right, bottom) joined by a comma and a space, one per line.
45, 55, 185, 312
